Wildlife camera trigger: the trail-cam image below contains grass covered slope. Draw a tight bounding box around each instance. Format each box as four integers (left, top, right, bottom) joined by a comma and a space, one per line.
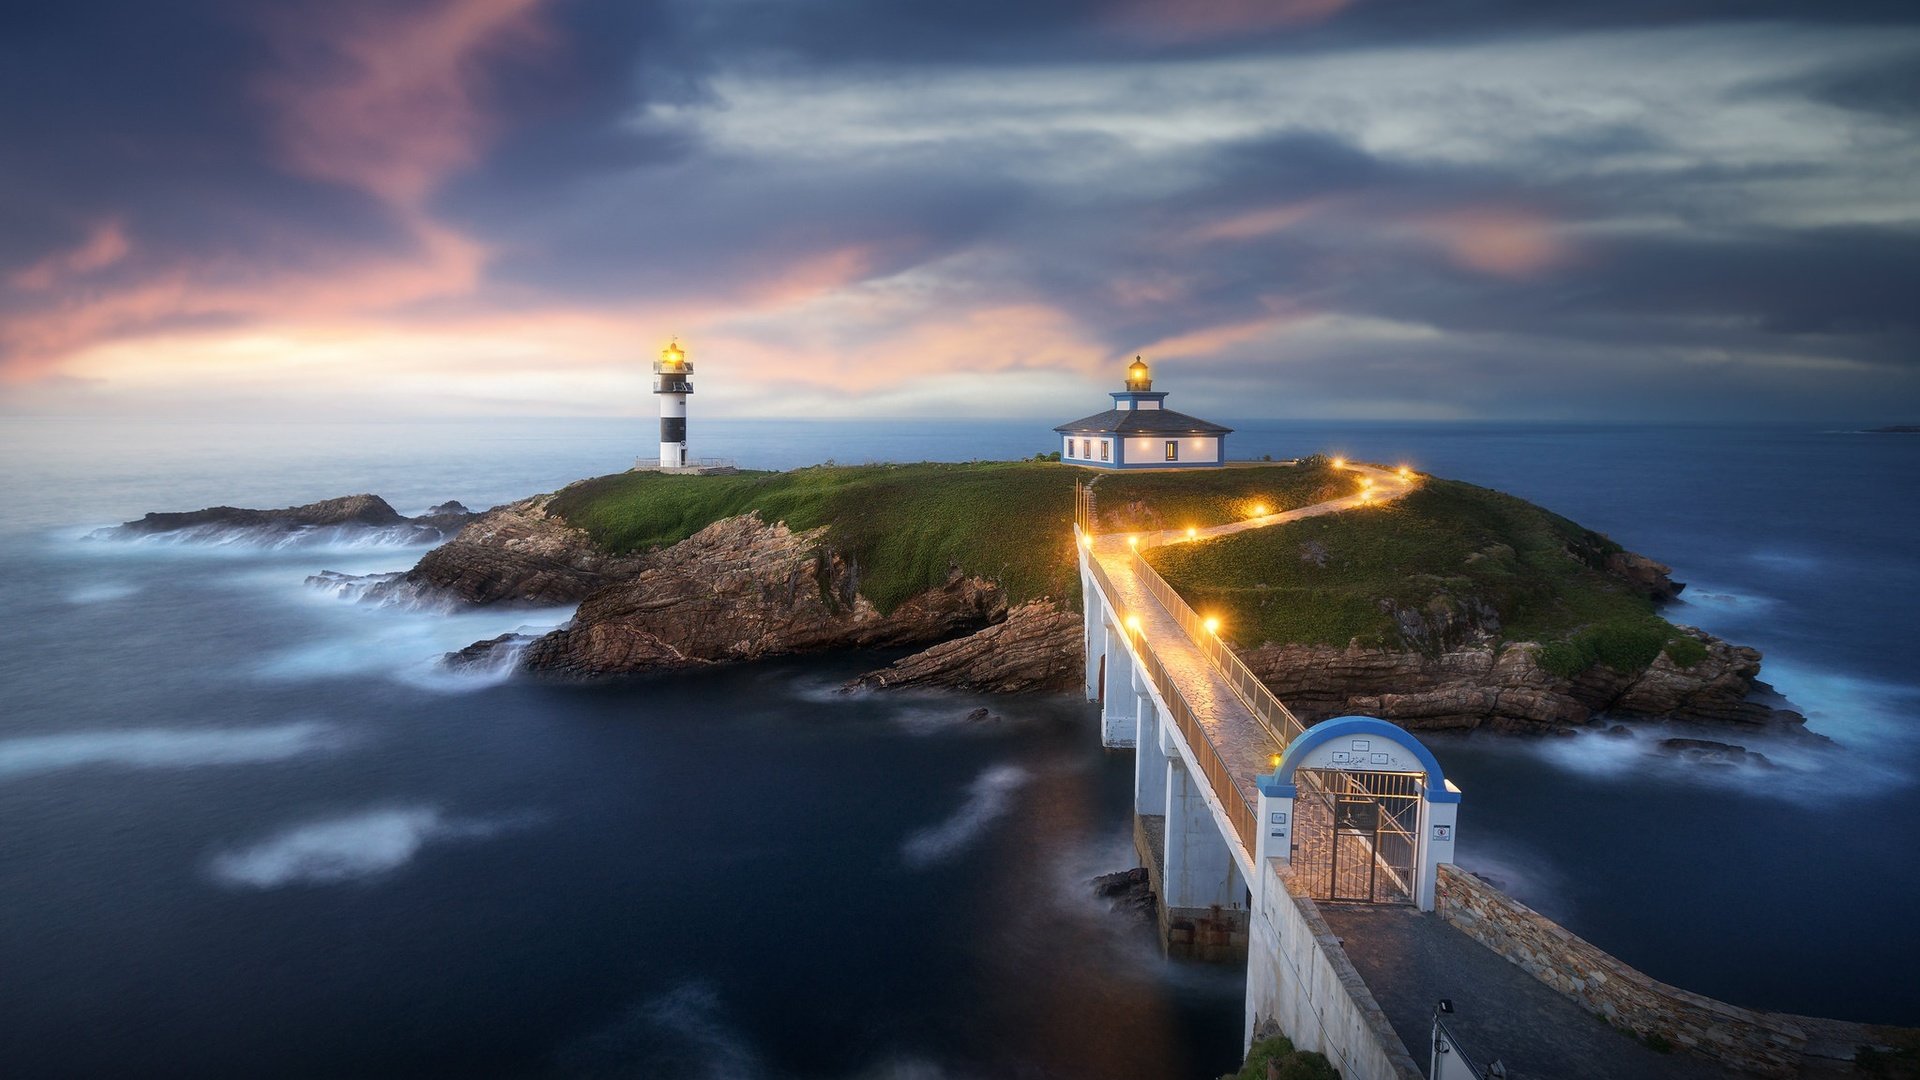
1091, 460, 1351, 534
1146, 478, 1698, 674
544, 461, 1346, 614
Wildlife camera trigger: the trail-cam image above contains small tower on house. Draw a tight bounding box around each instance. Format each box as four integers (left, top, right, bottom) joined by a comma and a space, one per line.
1054, 355, 1232, 468
654, 339, 693, 468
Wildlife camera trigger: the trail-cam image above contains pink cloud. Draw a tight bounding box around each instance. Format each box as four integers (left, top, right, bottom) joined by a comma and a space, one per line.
258, 0, 550, 207
1183, 198, 1336, 244
10, 220, 131, 291
1410, 207, 1574, 279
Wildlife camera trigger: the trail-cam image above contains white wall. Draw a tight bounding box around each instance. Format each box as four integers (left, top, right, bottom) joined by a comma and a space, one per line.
1246, 863, 1424, 1080
1122, 434, 1220, 465
1063, 435, 1114, 463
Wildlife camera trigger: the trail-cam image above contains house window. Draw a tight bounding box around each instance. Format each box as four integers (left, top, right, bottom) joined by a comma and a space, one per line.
1082, 439, 1092, 458
1165, 440, 1178, 461
1099, 441, 1109, 462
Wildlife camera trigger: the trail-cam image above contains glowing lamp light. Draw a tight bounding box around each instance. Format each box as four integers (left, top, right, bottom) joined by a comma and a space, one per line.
660, 340, 686, 367
1361, 491, 1374, 504
1203, 616, 1220, 636
1187, 527, 1197, 539
1125, 614, 1141, 633
1251, 504, 1268, 517
1270, 754, 1283, 769
1360, 477, 1374, 488
1398, 466, 1413, 480
1332, 457, 1347, 469
1127, 535, 1139, 549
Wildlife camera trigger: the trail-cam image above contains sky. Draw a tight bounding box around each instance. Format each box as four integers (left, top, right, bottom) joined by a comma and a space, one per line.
3, 0, 1918, 423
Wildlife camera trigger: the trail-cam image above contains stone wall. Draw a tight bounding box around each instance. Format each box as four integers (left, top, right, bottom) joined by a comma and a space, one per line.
1245, 862, 1423, 1080
1435, 864, 1806, 1077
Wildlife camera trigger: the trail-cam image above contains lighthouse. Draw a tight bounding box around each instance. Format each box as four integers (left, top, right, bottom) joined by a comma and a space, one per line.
654, 339, 693, 468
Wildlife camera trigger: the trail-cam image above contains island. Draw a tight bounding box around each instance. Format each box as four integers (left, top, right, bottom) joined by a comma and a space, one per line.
130, 457, 1800, 740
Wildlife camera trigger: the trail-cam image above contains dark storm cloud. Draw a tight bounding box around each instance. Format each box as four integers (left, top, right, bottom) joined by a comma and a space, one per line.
3, 0, 1918, 418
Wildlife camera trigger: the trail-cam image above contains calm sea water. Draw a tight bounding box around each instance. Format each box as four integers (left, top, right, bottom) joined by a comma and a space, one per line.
1, 416, 1915, 1078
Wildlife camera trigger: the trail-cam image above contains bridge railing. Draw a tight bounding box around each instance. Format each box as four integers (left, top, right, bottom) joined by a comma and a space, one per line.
1081, 537, 1259, 856
1127, 547, 1307, 749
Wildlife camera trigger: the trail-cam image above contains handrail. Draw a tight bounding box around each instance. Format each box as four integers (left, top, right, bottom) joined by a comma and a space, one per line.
1080, 532, 1259, 855
1128, 546, 1306, 748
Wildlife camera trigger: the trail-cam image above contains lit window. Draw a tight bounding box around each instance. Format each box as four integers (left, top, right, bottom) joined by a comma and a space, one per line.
1100, 441, 1109, 462
1083, 439, 1092, 458
1165, 441, 1178, 461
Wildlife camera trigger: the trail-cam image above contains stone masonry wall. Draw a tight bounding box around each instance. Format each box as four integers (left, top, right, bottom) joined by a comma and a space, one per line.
1435, 864, 1806, 1077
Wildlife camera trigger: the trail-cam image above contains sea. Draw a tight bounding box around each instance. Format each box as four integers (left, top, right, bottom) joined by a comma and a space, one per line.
1, 416, 1915, 1079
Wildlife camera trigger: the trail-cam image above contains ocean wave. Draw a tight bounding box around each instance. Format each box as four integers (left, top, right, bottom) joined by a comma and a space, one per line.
65, 581, 142, 603
208, 806, 535, 889
903, 764, 1029, 868
0, 722, 344, 780
87, 522, 450, 552
554, 983, 766, 1080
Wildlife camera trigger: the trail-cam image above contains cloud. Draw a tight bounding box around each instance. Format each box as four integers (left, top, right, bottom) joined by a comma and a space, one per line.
9, 220, 130, 291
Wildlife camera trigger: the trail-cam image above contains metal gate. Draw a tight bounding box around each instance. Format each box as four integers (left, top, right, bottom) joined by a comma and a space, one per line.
1295, 768, 1422, 904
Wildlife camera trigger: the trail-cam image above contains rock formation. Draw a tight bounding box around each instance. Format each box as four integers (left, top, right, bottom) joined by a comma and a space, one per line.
847, 601, 1082, 694
368, 495, 652, 606
513, 513, 1005, 676
1235, 627, 1805, 734
94, 494, 474, 546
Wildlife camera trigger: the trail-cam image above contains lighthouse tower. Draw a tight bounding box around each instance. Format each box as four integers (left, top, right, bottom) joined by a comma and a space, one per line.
654, 339, 693, 468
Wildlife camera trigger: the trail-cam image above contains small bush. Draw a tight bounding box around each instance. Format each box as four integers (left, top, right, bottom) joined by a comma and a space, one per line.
1664, 635, 1709, 668
1222, 1036, 1340, 1080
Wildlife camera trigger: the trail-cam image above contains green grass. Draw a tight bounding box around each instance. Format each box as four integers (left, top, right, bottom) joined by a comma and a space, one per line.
1221, 1035, 1339, 1080
544, 461, 1346, 614
546, 462, 1085, 612
1146, 478, 1696, 675
1091, 462, 1353, 534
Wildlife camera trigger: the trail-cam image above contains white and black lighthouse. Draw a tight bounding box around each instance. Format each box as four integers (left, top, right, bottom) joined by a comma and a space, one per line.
654, 339, 693, 468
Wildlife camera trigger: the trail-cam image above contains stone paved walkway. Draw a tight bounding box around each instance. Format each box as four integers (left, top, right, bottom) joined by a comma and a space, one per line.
1321, 904, 1753, 1080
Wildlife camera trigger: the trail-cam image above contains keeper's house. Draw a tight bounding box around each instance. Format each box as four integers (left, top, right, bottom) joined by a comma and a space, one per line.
1054, 357, 1232, 469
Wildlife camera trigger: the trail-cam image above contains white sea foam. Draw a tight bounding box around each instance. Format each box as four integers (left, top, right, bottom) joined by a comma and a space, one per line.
556, 983, 766, 1080
1476, 719, 1904, 803
903, 764, 1029, 867
1673, 586, 1779, 617
209, 806, 533, 889
66, 581, 141, 603
89, 522, 449, 551
0, 722, 344, 780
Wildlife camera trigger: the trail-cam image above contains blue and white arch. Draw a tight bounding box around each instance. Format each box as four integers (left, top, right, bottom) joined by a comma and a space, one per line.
1256, 716, 1463, 912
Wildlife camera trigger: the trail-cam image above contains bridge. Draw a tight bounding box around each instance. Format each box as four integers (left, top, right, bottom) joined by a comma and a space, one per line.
1073, 464, 1821, 1080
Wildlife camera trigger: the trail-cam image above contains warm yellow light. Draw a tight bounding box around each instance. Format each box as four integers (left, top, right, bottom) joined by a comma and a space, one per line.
1397, 466, 1413, 480
1360, 477, 1374, 488
1187, 527, 1197, 539
1361, 491, 1374, 503
1251, 504, 1268, 517
1125, 614, 1141, 633
1332, 457, 1346, 469
1203, 616, 1220, 635
1270, 754, 1282, 769
1127, 535, 1139, 548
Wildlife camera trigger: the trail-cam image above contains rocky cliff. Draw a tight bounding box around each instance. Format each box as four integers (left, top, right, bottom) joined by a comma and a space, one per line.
1235, 628, 1804, 734
481, 513, 1006, 676
370, 495, 652, 606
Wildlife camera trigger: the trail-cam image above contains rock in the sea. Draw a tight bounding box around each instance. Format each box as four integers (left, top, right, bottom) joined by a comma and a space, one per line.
1092, 867, 1157, 926
1604, 550, 1686, 601
442, 633, 540, 672
94, 494, 476, 547
1658, 737, 1776, 768
375, 494, 651, 606
847, 601, 1083, 695
516, 513, 1005, 677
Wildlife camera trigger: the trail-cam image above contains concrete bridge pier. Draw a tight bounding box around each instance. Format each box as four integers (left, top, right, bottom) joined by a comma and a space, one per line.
1081, 569, 1102, 702
1160, 757, 1250, 960
1132, 667, 1167, 816
1101, 618, 1136, 748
